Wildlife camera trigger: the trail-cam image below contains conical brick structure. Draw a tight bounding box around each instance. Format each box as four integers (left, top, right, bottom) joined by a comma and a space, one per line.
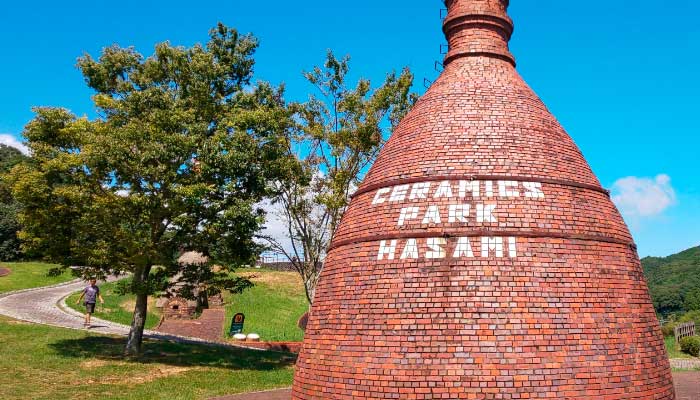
292, 1, 675, 398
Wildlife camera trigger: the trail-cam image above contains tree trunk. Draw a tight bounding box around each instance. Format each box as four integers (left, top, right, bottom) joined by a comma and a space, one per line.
125, 265, 150, 356
197, 290, 209, 311
304, 265, 320, 305
304, 279, 315, 305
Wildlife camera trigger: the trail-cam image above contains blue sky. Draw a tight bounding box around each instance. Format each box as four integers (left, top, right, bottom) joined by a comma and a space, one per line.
1, 0, 698, 257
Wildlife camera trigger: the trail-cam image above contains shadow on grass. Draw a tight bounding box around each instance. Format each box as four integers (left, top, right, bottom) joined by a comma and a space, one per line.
49, 336, 297, 371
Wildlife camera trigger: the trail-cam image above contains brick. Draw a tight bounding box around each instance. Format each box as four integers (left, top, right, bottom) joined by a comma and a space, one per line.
291, 1, 675, 399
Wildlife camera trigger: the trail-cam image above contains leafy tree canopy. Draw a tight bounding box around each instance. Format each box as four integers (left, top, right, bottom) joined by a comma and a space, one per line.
265, 51, 417, 303
6, 23, 295, 354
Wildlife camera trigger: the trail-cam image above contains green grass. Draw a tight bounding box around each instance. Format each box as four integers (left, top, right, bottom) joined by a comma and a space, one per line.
0, 315, 295, 400
65, 281, 162, 330
665, 335, 697, 359
0, 262, 74, 294
224, 269, 308, 342
62, 269, 308, 342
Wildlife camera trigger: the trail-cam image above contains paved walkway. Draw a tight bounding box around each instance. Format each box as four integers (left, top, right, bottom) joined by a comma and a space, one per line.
0, 278, 261, 349
210, 388, 291, 400
157, 307, 226, 341
675, 371, 700, 400
0, 278, 136, 335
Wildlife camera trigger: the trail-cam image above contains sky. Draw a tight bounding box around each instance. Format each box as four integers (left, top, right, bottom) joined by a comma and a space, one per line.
1, 0, 698, 257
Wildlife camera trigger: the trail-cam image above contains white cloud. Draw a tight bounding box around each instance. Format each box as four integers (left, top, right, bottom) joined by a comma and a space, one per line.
258, 199, 296, 257
0, 134, 29, 155
612, 174, 676, 218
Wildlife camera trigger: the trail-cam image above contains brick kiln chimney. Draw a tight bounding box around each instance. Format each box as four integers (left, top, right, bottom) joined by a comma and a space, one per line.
292, 1, 675, 398
442, 0, 515, 67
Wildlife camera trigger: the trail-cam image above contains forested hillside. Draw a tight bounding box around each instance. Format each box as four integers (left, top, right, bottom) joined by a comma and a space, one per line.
643, 246, 700, 316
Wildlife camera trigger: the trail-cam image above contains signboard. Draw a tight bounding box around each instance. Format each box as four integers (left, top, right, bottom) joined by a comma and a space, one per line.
370, 180, 548, 260
229, 313, 245, 336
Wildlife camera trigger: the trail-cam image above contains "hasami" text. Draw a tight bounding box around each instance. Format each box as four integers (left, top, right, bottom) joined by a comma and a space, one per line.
377, 237, 517, 260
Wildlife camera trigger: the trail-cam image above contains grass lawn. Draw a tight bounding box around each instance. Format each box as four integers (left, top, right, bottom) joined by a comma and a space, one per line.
224, 269, 308, 342
66, 281, 162, 330
666, 335, 699, 360
63, 269, 308, 341
0, 262, 74, 294
0, 315, 295, 400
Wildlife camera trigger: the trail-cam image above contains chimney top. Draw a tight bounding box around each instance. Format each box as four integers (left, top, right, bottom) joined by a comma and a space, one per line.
443, 0, 515, 66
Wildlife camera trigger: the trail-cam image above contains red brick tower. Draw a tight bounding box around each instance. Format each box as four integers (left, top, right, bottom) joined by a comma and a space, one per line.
292, 1, 675, 398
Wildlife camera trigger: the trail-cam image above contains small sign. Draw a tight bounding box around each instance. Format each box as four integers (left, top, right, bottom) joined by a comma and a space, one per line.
229, 313, 245, 336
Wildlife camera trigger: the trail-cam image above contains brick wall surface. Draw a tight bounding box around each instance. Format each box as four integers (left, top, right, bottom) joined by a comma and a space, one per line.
157, 308, 224, 341
162, 297, 196, 320
292, 0, 675, 398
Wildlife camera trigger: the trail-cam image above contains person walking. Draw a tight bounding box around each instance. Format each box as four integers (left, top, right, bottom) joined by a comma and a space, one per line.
75, 278, 104, 328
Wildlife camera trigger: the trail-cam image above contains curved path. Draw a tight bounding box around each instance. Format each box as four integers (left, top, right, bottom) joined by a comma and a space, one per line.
0, 277, 144, 336
0, 278, 260, 349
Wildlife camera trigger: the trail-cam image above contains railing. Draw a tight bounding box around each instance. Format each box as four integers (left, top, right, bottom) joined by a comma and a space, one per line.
675, 321, 696, 343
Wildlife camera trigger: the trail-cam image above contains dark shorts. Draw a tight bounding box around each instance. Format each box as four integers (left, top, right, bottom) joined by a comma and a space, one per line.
85, 303, 96, 314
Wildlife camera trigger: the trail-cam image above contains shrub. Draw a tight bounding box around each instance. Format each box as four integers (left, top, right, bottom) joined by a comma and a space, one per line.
661, 322, 677, 338
679, 310, 700, 328
679, 336, 700, 357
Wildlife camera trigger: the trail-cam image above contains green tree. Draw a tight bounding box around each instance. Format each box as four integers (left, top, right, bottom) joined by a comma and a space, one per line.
7, 24, 294, 355
684, 288, 700, 312
651, 286, 684, 315
0, 144, 30, 261
679, 310, 700, 328
643, 246, 700, 315
264, 51, 417, 303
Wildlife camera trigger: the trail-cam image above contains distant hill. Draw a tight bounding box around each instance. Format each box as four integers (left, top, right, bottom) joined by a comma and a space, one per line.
0, 144, 28, 173
642, 246, 700, 316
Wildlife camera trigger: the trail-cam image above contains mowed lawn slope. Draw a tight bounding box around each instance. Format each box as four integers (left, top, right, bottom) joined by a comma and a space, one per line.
64, 268, 308, 342
0, 315, 295, 400
0, 262, 74, 294
225, 269, 308, 342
